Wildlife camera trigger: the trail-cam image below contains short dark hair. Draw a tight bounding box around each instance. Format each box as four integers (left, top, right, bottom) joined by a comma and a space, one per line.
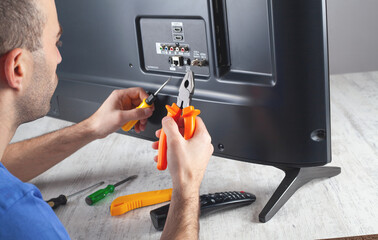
0, 0, 45, 56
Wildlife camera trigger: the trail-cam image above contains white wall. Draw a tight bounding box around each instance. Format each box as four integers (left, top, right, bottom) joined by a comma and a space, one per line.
327, 0, 378, 74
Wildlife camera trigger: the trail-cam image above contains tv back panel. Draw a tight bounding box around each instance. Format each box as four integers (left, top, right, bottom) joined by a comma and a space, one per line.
51, 0, 340, 222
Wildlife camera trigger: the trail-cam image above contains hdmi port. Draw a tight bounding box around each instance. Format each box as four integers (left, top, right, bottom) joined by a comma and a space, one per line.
173, 27, 182, 33
173, 35, 184, 41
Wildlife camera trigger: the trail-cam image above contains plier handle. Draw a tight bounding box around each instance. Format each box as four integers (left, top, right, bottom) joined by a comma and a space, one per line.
157, 70, 201, 170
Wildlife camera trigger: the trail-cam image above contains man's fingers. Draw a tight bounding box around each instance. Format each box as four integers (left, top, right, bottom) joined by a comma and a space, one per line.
116, 87, 150, 110
162, 117, 183, 142
135, 120, 147, 132
121, 107, 153, 122
152, 141, 159, 150
155, 129, 162, 138
140, 118, 148, 125
118, 87, 149, 101
193, 117, 207, 134
139, 122, 146, 132
191, 117, 211, 141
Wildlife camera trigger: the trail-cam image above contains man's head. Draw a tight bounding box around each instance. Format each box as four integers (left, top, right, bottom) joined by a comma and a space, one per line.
0, 0, 62, 125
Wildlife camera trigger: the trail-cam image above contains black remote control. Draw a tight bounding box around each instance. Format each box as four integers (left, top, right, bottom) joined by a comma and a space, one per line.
150, 191, 256, 231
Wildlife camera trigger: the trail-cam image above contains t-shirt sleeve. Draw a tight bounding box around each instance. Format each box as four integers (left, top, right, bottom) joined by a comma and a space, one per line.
0, 188, 70, 240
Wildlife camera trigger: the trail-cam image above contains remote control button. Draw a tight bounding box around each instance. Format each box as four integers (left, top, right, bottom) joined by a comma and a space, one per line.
215, 196, 223, 202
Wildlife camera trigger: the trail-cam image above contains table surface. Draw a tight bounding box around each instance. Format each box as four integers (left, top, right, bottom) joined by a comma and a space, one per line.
11, 72, 378, 240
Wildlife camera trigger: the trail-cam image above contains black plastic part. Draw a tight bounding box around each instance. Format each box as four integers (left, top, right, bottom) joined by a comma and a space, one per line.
113, 175, 138, 188
46, 195, 68, 209
85, 196, 93, 206
150, 191, 256, 231
258, 166, 341, 223
211, 0, 230, 77
145, 94, 156, 105
150, 204, 170, 231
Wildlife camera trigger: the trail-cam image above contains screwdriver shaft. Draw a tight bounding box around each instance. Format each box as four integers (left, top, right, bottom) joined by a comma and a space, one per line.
153, 77, 172, 96
114, 175, 138, 188
67, 181, 105, 199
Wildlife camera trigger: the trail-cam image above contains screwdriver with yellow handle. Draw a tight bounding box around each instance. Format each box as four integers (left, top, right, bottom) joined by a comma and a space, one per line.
122, 77, 172, 131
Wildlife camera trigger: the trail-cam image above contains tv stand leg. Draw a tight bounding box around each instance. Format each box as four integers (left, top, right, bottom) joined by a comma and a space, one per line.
258, 166, 341, 223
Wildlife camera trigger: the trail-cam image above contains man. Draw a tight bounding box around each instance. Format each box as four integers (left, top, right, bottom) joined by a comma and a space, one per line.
0, 0, 214, 239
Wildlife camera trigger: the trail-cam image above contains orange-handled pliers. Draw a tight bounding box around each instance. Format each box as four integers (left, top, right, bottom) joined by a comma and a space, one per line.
157, 70, 200, 170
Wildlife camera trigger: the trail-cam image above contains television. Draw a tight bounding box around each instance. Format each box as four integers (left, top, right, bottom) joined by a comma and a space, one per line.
51, 0, 341, 222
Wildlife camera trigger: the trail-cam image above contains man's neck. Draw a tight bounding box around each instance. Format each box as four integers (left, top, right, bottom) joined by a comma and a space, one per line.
0, 96, 17, 161
0, 123, 15, 162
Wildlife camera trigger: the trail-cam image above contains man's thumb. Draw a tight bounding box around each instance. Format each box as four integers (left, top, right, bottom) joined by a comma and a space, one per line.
122, 107, 153, 121
162, 117, 181, 140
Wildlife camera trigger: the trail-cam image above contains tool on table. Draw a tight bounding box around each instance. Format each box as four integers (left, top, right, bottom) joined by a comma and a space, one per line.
110, 188, 172, 216
150, 191, 256, 231
46, 181, 104, 209
85, 175, 138, 205
157, 70, 200, 170
122, 77, 172, 131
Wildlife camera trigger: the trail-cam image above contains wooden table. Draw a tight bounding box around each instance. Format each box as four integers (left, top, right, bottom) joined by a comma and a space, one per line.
11, 72, 378, 239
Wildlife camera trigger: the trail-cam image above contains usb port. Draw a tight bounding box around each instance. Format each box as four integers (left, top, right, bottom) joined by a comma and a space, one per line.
173, 35, 184, 41
173, 26, 182, 33
171, 56, 184, 66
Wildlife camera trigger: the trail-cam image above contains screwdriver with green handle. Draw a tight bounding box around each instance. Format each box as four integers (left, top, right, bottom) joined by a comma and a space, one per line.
85, 175, 138, 205
122, 77, 172, 131
46, 181, 104, 209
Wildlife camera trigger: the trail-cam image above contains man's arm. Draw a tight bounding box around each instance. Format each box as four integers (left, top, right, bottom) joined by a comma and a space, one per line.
2, 88, 153, 182
2, 119, 96, 182
153, 117, 214, 240
161, 190, 200, 239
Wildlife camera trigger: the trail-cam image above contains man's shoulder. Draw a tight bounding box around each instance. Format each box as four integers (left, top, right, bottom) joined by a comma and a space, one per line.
0, 163, 70, 239
0, 162, 41, 211
0, 162, 41, 212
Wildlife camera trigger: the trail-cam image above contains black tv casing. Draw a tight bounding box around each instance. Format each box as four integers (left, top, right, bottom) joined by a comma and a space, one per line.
51, 0, 331, 168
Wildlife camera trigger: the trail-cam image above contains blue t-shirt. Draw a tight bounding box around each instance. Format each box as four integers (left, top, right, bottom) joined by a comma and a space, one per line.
0, 162, 70, 239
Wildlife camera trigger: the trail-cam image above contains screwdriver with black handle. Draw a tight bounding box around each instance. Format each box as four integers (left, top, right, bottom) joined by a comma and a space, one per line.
85, 175, 138, 205
122, 77, 172, 131
46, 181, 104, 209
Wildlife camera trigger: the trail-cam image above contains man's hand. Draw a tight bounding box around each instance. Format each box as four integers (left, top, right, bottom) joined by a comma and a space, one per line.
153, 116, 213, 195
2, 87, 154, 181
87, 88, 154, 139
152, 116, 213, 239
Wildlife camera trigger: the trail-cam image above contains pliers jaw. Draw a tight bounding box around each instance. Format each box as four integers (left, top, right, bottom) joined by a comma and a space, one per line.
176, 70, 195, 109
157, 70, 200, 171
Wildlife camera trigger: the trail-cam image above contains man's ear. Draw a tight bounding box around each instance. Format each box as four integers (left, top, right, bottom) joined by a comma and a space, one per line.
3, 48, 27, 90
